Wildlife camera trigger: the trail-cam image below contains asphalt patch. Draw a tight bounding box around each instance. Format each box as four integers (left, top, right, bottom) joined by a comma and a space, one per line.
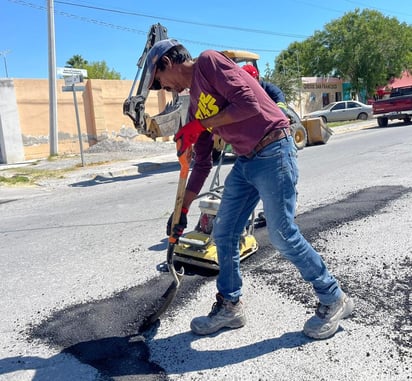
29, 274, 210, 380
28, 185, 411, 379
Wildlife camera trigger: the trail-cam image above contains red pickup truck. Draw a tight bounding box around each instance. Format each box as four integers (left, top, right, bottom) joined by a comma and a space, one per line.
373, 86, 412, 127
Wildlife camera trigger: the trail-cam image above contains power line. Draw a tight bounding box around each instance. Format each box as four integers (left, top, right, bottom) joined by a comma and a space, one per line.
291, 0, 412, 20
341, 0, 412, 18
7, 0, 304, 54
54, 0, 310, 39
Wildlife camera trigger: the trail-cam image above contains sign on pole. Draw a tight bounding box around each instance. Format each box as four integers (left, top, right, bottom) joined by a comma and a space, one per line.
61, 84, 86, 166
58, 66, 88, 166
62, 85, 85, 92
64, 75, 82, 86
70, 84, 85, 167
57, 67, 88, 77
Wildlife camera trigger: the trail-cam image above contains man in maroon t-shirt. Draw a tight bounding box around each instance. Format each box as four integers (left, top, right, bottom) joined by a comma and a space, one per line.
146, 39, 354, 339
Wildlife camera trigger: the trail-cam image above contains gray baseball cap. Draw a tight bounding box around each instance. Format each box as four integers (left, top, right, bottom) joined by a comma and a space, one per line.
146, 38, 180, 90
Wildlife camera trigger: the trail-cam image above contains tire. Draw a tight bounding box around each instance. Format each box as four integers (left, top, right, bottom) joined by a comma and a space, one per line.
321, 116, 327, 124
357, 112, 368, 120
291, 123, 307, 150
403, 117, 411, 125
286, 107, 307, 150
377, 117, 388, 127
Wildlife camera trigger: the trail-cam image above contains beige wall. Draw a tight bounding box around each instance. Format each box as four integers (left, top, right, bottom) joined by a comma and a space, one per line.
294, 77, 343, 116
13, 79, 170, 160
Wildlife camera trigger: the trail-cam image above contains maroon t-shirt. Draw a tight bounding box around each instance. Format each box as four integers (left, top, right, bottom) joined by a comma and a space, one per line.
186, 50, 289, 194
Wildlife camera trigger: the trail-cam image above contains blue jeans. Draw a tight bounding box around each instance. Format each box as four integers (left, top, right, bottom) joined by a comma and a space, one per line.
212, 136, 342, 305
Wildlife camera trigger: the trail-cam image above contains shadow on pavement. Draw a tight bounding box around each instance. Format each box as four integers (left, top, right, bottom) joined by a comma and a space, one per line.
69, 161, 181, 188
63, 330, 312, 378
1, 330, 312, 381
68, 158, 236, 188
367, 120, 411, 130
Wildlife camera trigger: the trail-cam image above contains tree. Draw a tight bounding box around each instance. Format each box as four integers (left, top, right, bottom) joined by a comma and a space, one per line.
262, 61, 301, 104
84, 61, 121, 80
272, 9, 412, 99
65, 55, 121, 79
66, 54, 88, 68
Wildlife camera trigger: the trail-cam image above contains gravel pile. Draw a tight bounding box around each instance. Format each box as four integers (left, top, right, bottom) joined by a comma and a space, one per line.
84, 139, 177, 160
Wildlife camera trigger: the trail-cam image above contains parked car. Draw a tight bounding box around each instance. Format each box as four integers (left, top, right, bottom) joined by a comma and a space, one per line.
303, 100, 372, 123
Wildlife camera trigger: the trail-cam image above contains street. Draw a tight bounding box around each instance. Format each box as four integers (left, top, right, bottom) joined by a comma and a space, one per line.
0, 123, 411, 380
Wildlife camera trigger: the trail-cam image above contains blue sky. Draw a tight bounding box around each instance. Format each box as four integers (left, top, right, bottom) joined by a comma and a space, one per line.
1, 0, 411, 80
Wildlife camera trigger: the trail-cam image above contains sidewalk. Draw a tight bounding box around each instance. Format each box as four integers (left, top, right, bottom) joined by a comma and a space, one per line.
0, 140, 178, 187
330, 118, 376, 134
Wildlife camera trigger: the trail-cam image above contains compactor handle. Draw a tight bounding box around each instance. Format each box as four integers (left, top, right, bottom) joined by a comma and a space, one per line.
169, 141, 192, 245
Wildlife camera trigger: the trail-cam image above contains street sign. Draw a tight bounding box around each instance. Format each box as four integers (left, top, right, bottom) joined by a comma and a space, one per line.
60, 82, 87, 166
62, 86, 85, 92
64, 75, 82, 86
57, 67, 88, 77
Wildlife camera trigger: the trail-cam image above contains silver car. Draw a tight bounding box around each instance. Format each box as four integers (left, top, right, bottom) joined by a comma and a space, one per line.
303, 100, 373, 123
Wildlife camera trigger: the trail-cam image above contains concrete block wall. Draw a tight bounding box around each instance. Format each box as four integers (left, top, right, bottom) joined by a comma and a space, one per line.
7, 78, 171, 161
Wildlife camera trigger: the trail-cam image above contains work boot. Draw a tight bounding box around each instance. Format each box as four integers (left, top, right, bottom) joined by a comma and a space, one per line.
190, 293, 246, 335
303, 293, 354, 339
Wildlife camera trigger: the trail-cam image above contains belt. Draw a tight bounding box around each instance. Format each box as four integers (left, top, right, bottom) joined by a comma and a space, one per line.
245, 128, 290, 158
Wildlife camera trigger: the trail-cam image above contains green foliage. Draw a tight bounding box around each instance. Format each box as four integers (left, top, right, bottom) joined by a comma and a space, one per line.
0, 174, 30, 185
66, 54, 88, 68
270, 9, 412, 99
65, 55, 121, 79
84, 61, 121, 79
262, 62, 301, 103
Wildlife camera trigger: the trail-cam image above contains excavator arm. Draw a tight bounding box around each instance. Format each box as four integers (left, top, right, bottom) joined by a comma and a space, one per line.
123, 23, 189, 139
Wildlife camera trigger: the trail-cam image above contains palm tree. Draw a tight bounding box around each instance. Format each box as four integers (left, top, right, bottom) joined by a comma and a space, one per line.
66, 55, 88, 68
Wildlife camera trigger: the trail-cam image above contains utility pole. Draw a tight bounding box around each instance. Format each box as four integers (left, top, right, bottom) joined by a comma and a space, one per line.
0, 50, 11, 77
47, 0, 58, 155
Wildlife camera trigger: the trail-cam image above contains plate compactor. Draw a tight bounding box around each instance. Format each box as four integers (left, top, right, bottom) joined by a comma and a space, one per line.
172, 150, 259, 271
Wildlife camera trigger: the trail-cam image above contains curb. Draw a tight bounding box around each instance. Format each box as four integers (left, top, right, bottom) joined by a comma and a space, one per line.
64, 154, 179, 183
93, 162, 170, 178
331, 119, 376, 134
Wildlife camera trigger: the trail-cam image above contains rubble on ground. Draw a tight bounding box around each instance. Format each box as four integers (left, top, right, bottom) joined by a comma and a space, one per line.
85, 139, 176, 159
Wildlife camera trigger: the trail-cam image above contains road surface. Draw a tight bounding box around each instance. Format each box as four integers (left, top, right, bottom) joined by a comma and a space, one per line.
0, 123, 411, 380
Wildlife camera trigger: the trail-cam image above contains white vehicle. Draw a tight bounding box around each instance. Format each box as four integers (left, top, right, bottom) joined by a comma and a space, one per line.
304, 100, 372, 123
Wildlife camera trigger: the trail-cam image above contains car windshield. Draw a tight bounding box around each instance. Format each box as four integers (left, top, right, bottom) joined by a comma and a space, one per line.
321, 103, 337, 110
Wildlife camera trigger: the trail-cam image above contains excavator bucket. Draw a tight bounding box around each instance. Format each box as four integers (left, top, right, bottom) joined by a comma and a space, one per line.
146, 95, 190, 139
